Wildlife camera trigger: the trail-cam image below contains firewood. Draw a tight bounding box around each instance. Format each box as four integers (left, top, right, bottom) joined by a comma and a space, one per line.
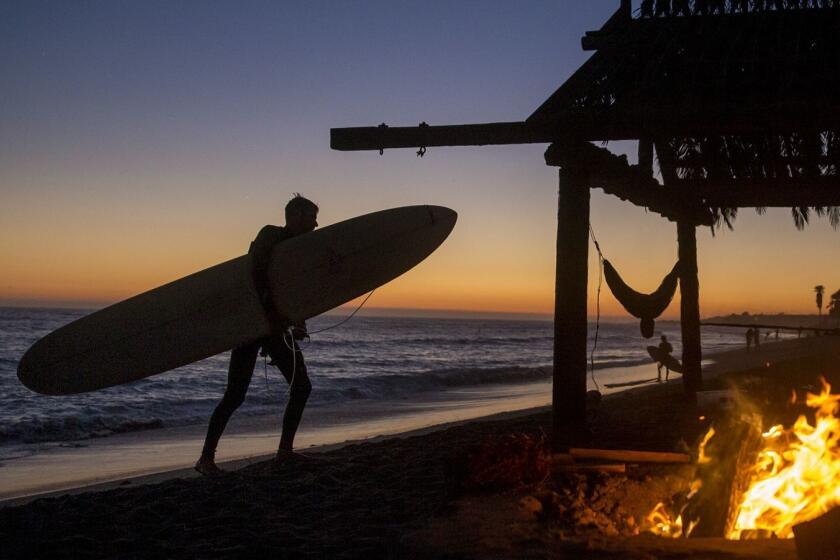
569, 448, 690, 464
549, 453, 574, 465
552, 463, 627, 474
681, 416, 764, 538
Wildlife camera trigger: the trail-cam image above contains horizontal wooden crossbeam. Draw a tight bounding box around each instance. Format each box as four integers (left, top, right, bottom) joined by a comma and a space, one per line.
330, 121, 559, 152
687, 178, 840, 207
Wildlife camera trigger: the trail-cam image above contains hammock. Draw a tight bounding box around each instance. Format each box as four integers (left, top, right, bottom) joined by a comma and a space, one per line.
603, 259, 681, 338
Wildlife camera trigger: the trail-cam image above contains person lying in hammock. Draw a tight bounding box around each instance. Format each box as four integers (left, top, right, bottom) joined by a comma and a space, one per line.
657, 334, 673, 382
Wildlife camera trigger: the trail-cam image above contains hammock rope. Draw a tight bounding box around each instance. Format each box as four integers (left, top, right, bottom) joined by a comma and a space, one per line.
589, 225, 603, 392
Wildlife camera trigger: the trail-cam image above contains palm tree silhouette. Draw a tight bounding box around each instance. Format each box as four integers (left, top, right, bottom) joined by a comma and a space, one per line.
829, 290, 840, 319
815, 285, 825, 323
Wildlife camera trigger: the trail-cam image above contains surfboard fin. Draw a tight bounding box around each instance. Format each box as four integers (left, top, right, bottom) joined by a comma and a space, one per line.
603, 259, 681, 338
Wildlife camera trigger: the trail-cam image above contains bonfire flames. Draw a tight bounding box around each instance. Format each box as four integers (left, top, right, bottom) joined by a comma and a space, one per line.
647, 379, 840, 540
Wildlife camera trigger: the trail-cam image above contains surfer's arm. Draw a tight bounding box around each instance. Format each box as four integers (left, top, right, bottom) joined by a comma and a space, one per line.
248, 226, 296, 336
291, 321, 308, 340
249, 226, 276, 305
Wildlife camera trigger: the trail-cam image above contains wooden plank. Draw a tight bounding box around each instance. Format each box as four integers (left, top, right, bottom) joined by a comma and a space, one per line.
330, 121, 559, 152
553, 463, 627, 474
569, 448, 691, 464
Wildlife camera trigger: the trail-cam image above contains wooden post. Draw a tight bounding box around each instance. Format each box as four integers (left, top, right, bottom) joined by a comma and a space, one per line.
677, 221, 703, 398
656, 140, 703, 399
552, 163, 590, 451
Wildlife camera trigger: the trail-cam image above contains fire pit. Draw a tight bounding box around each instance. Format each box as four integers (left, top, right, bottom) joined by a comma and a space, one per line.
404, 375, 838, 559
648, 379, 840, 541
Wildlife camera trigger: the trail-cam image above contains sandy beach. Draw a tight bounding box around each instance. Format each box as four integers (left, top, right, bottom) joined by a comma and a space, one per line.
1, 335, 838, 559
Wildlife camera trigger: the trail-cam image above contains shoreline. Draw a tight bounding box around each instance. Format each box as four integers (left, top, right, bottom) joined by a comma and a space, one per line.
0, 335, 819, 505
0, 405, 550, 509
1, 335, 837, 558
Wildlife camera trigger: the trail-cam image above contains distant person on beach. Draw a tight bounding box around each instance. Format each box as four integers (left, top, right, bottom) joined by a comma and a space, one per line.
657, 334, 673, 382
746, 328, 753, 351
754, 328, 761, 348
195, 194, 319, 477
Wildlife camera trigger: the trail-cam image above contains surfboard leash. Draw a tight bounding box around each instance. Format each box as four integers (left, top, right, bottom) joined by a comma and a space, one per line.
304, 289, 376, 335
263, 290, 376, 401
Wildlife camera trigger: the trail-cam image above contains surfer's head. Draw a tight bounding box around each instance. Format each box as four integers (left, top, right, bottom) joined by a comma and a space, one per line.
285, 194, 319, 235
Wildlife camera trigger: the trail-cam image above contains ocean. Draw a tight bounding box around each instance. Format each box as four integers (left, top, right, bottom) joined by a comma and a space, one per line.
0, 306, 763, 461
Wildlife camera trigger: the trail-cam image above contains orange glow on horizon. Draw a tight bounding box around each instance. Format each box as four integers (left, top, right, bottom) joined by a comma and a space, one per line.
3, 188, 839, 317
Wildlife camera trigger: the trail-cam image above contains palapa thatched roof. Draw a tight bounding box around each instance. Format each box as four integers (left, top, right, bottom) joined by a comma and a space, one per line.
531, 1, 840, 226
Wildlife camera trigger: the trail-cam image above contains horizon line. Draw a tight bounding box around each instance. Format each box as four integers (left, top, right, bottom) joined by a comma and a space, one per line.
0, 300, 821, 322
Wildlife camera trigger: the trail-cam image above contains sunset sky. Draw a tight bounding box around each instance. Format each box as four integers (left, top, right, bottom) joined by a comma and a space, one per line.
2, 1, 839, 318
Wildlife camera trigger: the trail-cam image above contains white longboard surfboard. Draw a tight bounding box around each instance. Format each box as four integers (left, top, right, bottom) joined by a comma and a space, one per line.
18, 205, 457, 395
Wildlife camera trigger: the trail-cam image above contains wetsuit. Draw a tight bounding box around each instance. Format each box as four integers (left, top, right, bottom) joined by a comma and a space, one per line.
200, 226, 312, 460
657, 339, 673, 380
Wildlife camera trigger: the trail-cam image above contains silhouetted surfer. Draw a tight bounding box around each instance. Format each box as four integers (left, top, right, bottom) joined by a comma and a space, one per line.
657, 334, 673, 382
196, 194, 319, 477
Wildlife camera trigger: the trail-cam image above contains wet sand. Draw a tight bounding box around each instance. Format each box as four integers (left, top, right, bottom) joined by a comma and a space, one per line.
1, 360, 675, 501
1, 335, 837, 559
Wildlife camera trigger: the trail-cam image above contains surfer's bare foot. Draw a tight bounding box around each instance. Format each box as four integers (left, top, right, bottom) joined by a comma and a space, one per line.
273, 449, 317, 468
195, 457, 224, 477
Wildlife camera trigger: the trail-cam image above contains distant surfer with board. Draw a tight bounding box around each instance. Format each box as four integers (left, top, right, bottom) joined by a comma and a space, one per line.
656, 334, 673, 382
196, 194, 319, 477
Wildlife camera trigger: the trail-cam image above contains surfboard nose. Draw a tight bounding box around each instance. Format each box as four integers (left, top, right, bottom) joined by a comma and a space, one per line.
425, 205, 457, 231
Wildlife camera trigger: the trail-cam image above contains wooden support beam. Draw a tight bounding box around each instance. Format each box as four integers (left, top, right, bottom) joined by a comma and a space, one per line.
545, 141, 715, 226
332, 114, 840, 153
552, 159, 590, 452
563, 108, 840, 143
330, 121, 559, 152
677, 220, 703, 399
675, 155, 840, 169
683, 178, 840, 207
658, 141, 703, 399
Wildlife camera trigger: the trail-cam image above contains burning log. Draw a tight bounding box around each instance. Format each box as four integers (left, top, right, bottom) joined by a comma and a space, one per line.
648, 379, 840, 540
727, 379, 840, 539
793, 507, 840, 560
681, 416, 765, 537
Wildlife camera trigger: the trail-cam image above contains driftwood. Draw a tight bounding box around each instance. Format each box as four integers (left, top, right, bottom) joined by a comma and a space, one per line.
568, 448, 691, 464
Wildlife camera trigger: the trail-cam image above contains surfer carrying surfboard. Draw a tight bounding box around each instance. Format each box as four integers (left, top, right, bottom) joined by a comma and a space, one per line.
196, 194, 320, 477
657, 334, 673, 382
